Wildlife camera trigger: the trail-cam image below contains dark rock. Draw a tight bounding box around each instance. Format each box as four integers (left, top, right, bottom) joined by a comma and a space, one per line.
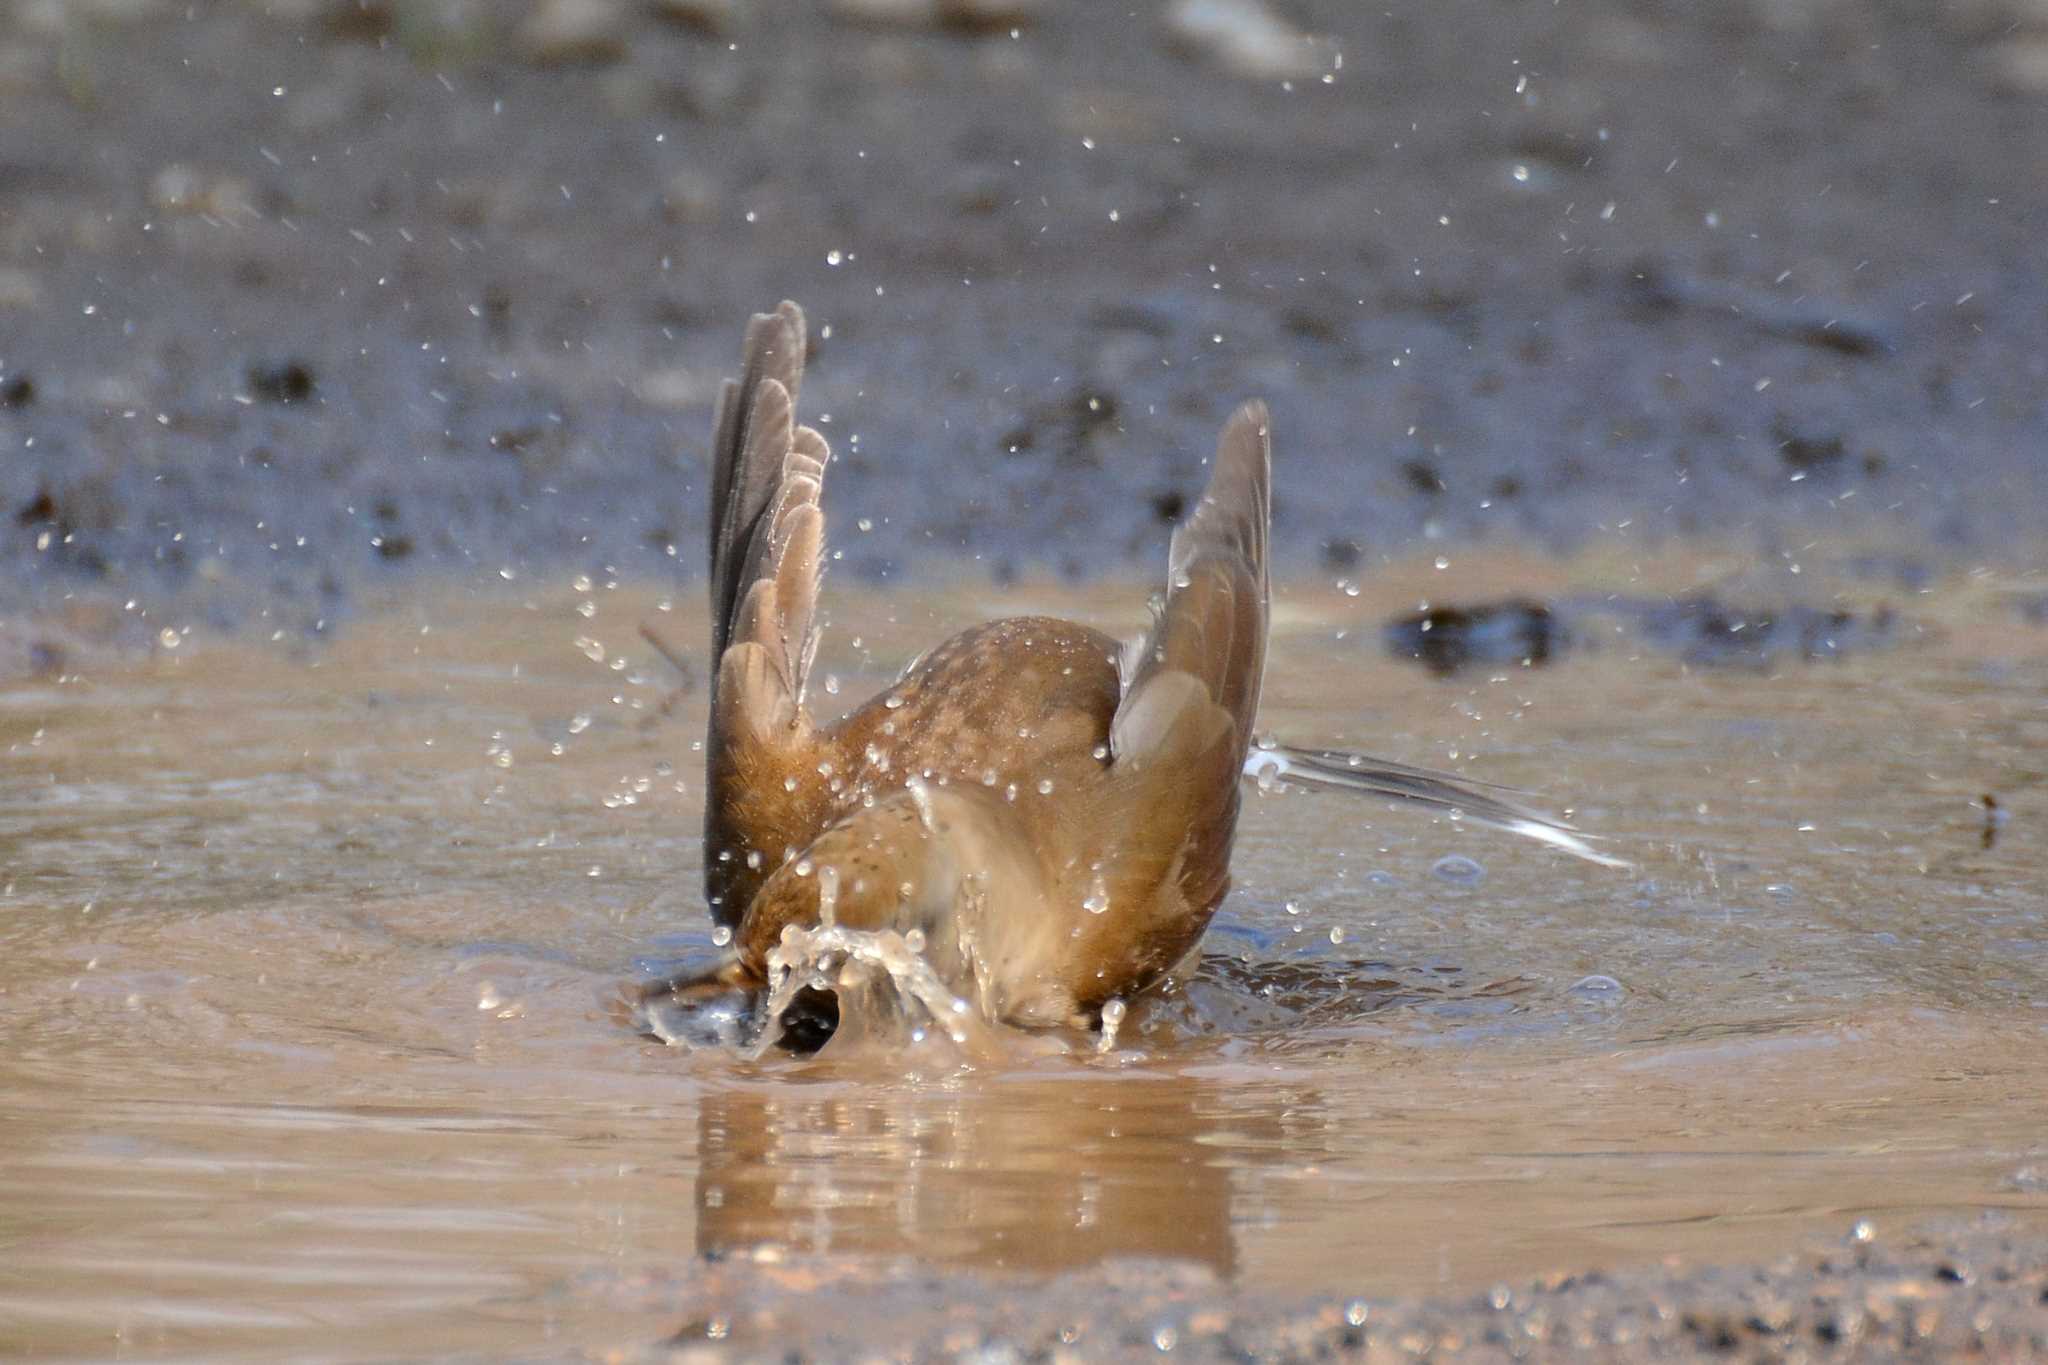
248, 360, 316, 405
1773, 418, 1846, 472
1320, 537, 1361, 571
1633, 596, 1898, 667
1399, 459, 1444, 494
1384, 599, 1561, 677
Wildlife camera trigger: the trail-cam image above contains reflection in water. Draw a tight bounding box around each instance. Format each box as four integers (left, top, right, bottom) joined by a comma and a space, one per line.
693, 1071, 1245, 1275
2, 560, 2046, 1356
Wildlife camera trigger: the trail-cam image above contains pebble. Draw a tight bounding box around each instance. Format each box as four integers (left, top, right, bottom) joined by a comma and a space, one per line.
826, 0, 1041, 31
516, 0, 629, 67
1162, 0, 1328, 82
661, 168, 722, 225
652, 0, 735, 33
0, 267, 41, 312
1986, 36, 2048, 93
148, 164, 257, 219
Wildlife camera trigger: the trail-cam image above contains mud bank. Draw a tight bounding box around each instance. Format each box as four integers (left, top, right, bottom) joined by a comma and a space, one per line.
3, 0, 2046, 640
577, 1224, 2048, 1362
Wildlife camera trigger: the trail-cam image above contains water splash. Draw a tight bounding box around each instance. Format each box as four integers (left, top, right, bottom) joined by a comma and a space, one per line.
1097, 997, 1129, 1053
756, 922, 992, 1059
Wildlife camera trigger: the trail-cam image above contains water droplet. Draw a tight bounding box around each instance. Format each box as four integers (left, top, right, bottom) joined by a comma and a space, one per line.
1568, 974, 1624, 1005
1328, 925, 1345, 945
817, 864, 839, 927
745, 850, 763, 870
1098, 997, 1128, 1053
567, 713, 592, 734
904, 928, 926, 953
1344, 1300, 1368, 1327
825, 249, 843, 266
1431, 854, 1486, 886
1512, 163, 1530, 182
1036, 778, 1054, 796
711, 925, 732, 947
823, 674, 841, 695
884, 694, 904, 710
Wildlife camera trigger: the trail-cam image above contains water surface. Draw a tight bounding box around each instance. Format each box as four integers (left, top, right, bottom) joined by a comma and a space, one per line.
3, 553, 2045, 1357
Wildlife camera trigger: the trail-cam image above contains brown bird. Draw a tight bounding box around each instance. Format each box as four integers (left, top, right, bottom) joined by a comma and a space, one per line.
659, 301, 1617, 1044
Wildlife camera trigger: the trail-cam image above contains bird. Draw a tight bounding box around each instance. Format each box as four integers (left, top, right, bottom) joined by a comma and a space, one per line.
650, 300, 1619, 1047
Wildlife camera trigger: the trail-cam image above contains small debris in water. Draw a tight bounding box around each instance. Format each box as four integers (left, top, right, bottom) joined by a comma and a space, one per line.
1981, 793, 2007, 850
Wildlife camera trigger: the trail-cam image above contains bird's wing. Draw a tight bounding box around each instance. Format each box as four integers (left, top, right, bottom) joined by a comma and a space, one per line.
705, 300, 827, 733
1112, 400, 1270, 768
703, 302, 831, 927
1101, 402, 1272, 932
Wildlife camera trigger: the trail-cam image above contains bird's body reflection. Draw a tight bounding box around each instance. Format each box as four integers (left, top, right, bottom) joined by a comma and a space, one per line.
692, 1064, 1250, 1274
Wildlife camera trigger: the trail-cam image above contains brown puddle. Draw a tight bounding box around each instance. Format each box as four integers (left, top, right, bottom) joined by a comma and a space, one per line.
2, 550, 2046, 1357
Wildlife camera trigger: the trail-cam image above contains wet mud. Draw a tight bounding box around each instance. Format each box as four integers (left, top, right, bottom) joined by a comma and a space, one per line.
578, 1225, 2048, 1362
3, 0, 2048, 638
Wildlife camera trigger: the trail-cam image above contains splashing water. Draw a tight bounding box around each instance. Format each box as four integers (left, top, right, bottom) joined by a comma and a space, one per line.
756, 922, 995, 1058
1097, 997, 1129, 1053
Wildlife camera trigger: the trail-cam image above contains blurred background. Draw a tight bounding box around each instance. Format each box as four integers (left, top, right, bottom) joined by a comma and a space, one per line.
1, 0, 2043, 640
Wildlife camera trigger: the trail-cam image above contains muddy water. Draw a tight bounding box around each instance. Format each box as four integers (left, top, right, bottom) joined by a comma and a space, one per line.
3, 554, 2045, 1357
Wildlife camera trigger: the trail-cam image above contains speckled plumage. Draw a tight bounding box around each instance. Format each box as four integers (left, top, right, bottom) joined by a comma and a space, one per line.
697, 301, 1270, 1028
